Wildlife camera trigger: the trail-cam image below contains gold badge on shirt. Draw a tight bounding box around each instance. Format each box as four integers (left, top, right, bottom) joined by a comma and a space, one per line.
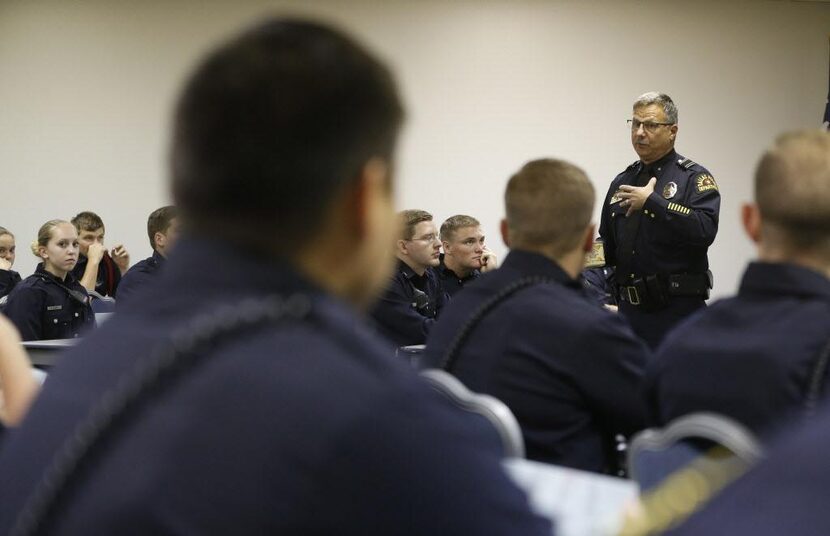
695, 173, 718, 193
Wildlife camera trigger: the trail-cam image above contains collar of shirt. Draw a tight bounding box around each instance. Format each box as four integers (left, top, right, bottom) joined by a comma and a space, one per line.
740, 262, 830, 301
501, 249, 580, 289
397, 259, 430, 286
151, 250, 166, 267
35, 262, 79, 285
438, 254, 478, 282
639, 148, 678, 178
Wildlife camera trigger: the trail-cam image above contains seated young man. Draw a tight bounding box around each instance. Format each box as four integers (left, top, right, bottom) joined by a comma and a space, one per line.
71, 211, 130, 298
423, 159, 650, 474
437, 214, 498, 297
117, 206, 180, 307
646, 129, 830, 440
369, 209, 447, 346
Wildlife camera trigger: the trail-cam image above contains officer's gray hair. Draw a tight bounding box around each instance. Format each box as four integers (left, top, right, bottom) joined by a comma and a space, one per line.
755, 129, 830, 258
633, 92, 678, 124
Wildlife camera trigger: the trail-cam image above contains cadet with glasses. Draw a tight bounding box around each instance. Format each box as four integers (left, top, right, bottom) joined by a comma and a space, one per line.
3, 220, 94, 341
0, 19, 550, 535
599, 92, 720, 349
370, 209, 448, 346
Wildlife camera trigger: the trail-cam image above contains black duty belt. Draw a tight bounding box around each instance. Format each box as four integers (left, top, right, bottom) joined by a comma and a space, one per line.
618, 271, 712, 309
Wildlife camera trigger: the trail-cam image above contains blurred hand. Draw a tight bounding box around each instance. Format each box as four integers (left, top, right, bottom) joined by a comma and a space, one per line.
0, 258, 11, 271
480, 248, 499, 273
87, 242, 105, 264
618, 177, 657, 217
110, 244, 130, 273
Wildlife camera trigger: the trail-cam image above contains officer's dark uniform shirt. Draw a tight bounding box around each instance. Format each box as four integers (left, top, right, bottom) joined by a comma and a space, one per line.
0, 238, 550, 535
437, 253, 480, 298
0, 269, 21, 301
665, 399, 830, 536
116, 250, 166, 308
369, 260, 448, 347
422, 249, 650, 473
72, 253, 122, 298
599, 149, 720, 349
3, 264, 94, 341
647, 262, 830, 438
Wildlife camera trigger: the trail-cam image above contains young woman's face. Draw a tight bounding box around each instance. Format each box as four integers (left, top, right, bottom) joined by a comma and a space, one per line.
41, 223, 80, 278
0, 233, 15, 267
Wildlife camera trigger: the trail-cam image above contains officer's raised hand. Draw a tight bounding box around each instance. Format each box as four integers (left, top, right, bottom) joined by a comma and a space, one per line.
110, 244, 130, 274
618, 177, 657, 217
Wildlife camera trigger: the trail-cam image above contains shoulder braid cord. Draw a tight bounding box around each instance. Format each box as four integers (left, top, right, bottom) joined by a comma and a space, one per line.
804, 335, 830, 418
10, 294, 313, 536
440, 276, 554, 373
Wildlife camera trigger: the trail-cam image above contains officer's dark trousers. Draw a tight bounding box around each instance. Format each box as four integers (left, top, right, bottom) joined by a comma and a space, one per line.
619, 296, 705, 350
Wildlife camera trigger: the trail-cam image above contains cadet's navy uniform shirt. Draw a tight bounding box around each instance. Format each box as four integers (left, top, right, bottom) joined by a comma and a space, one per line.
0, 238, 550, 536
599, 149, 720, 349
369, 260, 448, 347
116, 250, 166, 308
0, 268, 21, 300
666, 402, 830, 535
72, 253, 122, 298
3, 264, 94, 341
423, 249, 650, 474
647, 262, 830, 438
437, 254, 480, 298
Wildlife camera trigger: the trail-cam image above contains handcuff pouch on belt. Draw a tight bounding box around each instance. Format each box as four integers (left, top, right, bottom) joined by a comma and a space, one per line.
620, 271, 712, 311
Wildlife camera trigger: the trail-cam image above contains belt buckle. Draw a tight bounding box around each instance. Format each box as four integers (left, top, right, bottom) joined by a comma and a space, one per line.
626, 286, 641, 305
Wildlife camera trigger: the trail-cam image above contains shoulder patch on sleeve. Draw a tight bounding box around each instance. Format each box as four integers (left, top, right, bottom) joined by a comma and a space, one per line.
695, 173, 718, 193
667, 202, 692, 216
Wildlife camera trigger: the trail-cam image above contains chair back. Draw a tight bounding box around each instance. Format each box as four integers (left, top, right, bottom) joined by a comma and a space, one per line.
420, 368, 524, 458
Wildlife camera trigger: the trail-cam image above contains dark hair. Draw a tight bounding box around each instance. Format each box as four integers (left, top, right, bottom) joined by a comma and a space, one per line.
71, 211, 104, 233
171, 18, 404, 254
147, 206, 178, 250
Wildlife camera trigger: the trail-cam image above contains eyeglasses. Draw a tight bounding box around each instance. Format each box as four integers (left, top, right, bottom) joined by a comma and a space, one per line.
627, 119, 674, 133
408, 233, 440, 244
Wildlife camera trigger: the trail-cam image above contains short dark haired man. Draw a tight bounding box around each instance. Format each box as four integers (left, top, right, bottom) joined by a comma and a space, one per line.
438, 214, 498, 297
599, 92, 720, 349
71, 211, 130, 298
116, 206, 180, 307
369, 209, 448, 346
646, 129, 830, 439
659, 129, 830, 536
0, 19, 549, 535
423, 159, 650, 474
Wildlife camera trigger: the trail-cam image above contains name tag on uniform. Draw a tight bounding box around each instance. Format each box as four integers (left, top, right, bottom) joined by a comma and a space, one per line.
47, 305, 63, 311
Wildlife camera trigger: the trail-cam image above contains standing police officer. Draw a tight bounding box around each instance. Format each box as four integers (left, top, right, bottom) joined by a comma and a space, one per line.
599, 92, 720, 349
0, 19, 550, 535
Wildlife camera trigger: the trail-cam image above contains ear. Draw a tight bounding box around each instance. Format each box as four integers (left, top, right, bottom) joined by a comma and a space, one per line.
347, 157, 390, 240
154, 231, 166, 250
441, 240, 451, 255
670, 124, 678, 141
742, 203, 762, 244
582, 224, 596, 253
500, 219, 510, 247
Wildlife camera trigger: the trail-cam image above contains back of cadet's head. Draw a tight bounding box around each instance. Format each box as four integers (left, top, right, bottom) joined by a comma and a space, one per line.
755, 129, 830, 255
71, 211, 104, 233
170, 18, 404, 255
505, 159, 594, 256
399, 209, 433, 240
147, 206, 178, 250
440, 214, 480, 242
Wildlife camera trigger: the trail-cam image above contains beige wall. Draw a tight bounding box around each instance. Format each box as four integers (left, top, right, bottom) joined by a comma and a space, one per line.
1, 0, 828, 297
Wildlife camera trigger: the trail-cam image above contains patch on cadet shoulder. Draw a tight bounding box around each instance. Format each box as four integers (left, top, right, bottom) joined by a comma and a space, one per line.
667, 202, 691, 216
662, 181, 678, 199
584, 242, 605, 268
695, 173, 718, 193
609, 189, 624, 204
